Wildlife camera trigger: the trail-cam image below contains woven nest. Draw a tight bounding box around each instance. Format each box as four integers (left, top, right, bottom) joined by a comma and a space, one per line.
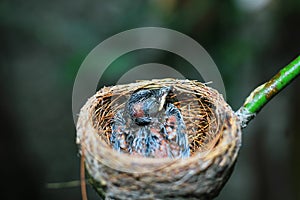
76, 79, 242, 200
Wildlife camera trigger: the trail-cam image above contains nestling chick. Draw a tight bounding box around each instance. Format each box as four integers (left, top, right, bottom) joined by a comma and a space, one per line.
126, 86, 171, 126
110, 86, 190, 158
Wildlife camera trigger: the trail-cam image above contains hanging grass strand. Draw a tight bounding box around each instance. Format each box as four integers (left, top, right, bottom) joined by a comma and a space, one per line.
236, 55, 300, 128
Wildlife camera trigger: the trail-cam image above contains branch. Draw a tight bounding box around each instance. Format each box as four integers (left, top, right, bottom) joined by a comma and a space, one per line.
236, 55, 300, 128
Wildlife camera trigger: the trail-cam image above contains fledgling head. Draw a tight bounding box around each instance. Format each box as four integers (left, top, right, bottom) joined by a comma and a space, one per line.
127, 86, 172, 126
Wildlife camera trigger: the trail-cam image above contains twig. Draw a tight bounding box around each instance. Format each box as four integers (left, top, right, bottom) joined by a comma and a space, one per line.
236, 55, 300, 128
81, 149, 88, 200
46, 180, 82, 189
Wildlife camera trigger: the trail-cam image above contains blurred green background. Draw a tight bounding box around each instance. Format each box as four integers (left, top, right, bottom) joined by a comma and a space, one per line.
1, 0, 300, 199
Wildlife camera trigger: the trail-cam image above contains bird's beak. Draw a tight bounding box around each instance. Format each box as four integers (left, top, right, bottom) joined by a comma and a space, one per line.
158, 93, 168, 111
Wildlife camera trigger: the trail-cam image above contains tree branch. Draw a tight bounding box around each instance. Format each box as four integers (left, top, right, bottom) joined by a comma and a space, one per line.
236, 55, 300, 128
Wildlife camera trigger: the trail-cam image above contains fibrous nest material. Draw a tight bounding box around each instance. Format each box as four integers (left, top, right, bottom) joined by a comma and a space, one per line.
76, 79, 242, 200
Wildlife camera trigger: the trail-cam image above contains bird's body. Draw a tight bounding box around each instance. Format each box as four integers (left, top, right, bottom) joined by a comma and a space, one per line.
110, 87, 190, 158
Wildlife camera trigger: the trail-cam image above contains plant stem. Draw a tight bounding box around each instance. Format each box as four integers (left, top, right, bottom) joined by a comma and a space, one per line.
236, 55, 300, 128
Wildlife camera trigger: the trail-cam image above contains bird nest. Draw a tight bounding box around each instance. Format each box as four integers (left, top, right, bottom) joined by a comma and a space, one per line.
76, 79, 242, 200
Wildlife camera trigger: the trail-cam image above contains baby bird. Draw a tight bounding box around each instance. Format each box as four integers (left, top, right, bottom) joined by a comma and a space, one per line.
110, 86, 190, 158
126, 86, 171, 126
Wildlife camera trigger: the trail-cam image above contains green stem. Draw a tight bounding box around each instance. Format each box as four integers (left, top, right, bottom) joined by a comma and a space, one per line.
236, 55, 300, 128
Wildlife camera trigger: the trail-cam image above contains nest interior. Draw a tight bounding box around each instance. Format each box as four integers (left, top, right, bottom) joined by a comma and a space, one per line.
76, 79, 242, 199
93, 80, 221, 156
